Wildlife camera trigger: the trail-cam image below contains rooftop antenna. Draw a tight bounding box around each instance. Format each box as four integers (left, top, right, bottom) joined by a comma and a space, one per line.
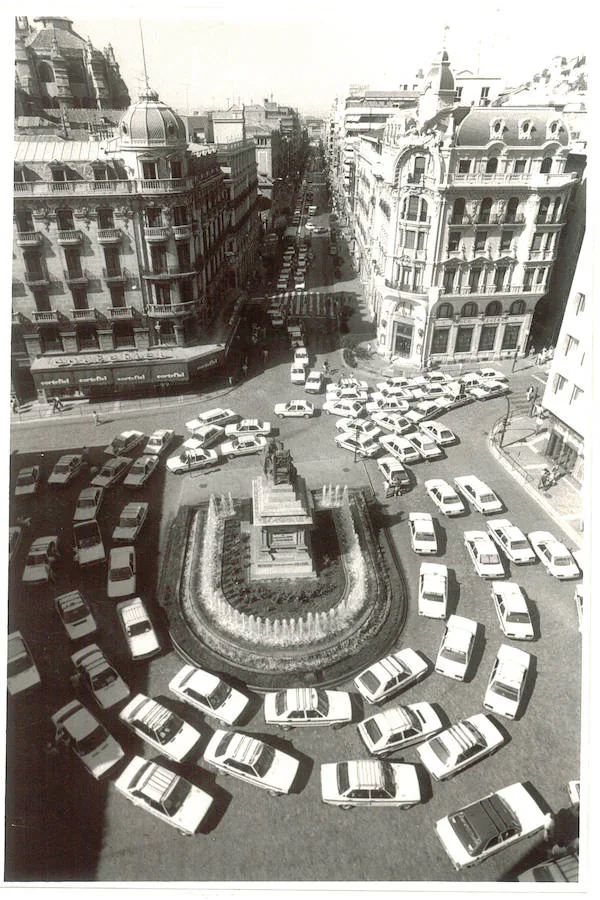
139, 19, 150, 93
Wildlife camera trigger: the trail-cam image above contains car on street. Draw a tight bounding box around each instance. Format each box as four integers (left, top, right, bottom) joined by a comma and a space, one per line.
358, 702, 443, 757
119, 694, 201, 762
483, 644, 531, 719
470, 381, 509, 401
7, 631, 41, 696
326, 386, 369, 403
112, 502, 149, 542
294, 346, 310, 366
71, 644, 130, 709
335, 431, 381, 458
117, 597, 160, 660
225, 418, 272, 438
123, 454, 159, 489
104, 430, 145, 457
491, 581, 534, 640
55, 590, 97, 640
405, 430, 444, 460
487, 519, 536, 564
290, 363, 307, 384
183, 422, 225, 447
376, 376, 409, 391
370, 412, 413, 434
115, 756, 213, 835
22, 535, 59, 584
320, 760, 421, 809
169, 665, 249, 725
374, 383, 412, 400
425, 371, 450, 384
91, 456, 132, 488
108, 546, 136, 599
477, 367, 508, 382
464, 531, 505, 578
264, 688, 352, 729
379, 433, 421, 464
458, 372, 483, 388
417, 713, 505, 781
366, 396, 410, 415
323, 398, 366, 418
203, 730, 299, 795
337, 417, 381, 439
48, 454, 84, 486
528, 531, 580, 579
353, 649, 428, 704
51, 699, 124, 780
14, 465, 40, 497
424, 478, 466, 517
455, 475, 503, 514
435, 782, 551, 870
409, 513, 438, 554
435, 615, 478, 681
220, 434, 268, 459
166, 442, 219, 474
304, 370, 324, 393
326, 379, 369, 395
185, 407, 238, 429
274, 399, 315, 419
377, 456, 411, 492
73, 520, 105, 566
418, 562, 448, 618
415, 398, 453, 418
74, 486, 104, 522
419, 421, 457, 446
404, 408, 426, 425
143, 428, 174, 456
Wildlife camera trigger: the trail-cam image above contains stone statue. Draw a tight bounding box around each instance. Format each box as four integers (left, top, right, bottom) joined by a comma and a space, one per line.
263, 439, 296, 486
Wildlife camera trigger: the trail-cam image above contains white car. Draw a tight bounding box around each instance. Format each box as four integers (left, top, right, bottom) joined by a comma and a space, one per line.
73, 520, 105, 566
374, 383, 412, 400
353, 649, 428, 704
327, 386, 369, 403
326, 379, 368, 394
404, 408, 426, 425
220, 434, 268, 458
123, 455, 159, 489
376, 377, 409, 391
321, 760, 421, 809
143, 428, 174, 456
183, 422, 225, 448
305, 370, 324, 393
491, 582, 534, 640
119, 694, 201, 762
335, 431, 381, 458
528, 531, 580, 579
455, 475, 503, 514
435, 615, 478, 681
323, 398, 366, 418
470, 381, 509, 401
15, 466, 41, 497
424, 479, 466, 517
204, 730, 299, 795
71, 644, 130, 710
405, 431, 443, 460
409, 513, 438, 554
358, 702, 443, 757
274, 399, 315, 419
186, 407, 238, 429
366, 396, 410, 415
294, 346, 309, 366
51, 700, 124, 780
425, 371, 450, 384
7, 631, 41, 696
370, 412, 413, 434
74, 486, 104, 522
487, 519, 536, 564
417, 714, 505, 781
104, 430, 145, 457
55, 590, 97, 640
464, 531, 505, 578
115, 756, 213, 836
112, 502, 149, 542
458, 372, 483, 388
169, 665, 249, 725
107, 546, 136, 599
483, 644, 531, 719
22, 535, 60, 584
379, 434, 420, 464
264, 688, 352, 728
117, 597, 160, 660
225, 419, 271, 438
336, 418, 381, 440
91, 456, 132, 488
376, 456, 411, 492
477, 367, 508, 382
435, 782, 551, 870
48, 454, 84, 485
291, 363, 307, 384
418, 562, 448, 618
419, 421, 456, 446
166, 443, 219, 474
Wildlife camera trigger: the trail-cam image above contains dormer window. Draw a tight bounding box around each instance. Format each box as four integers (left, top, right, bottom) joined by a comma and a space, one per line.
519, 119, 534, 139
546, 119, 562, 140
490, 118, 505, 139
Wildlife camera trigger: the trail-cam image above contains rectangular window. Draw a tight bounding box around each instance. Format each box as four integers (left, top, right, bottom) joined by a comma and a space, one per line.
417, 231, 425, 251
531, 233, 543, 251
109, 286, 125, 308
479, 325, 497, 351
480, 86, 490, 104
502, 324, 521, 350
469, 268, 482, 292
431, 328, 449, 354
142, 161, 157, 180
97, 207, 114, 229
64, 247, 82, 278
155, 283, 171, 305
443, 269, 456, 293
523, 270, 534, 291
177, 242, 191, 271
150, 246, 167, 273
570, 385, 582, 404
71, 287, 88, 310
458, 159, 471, 174
15, 210, 34, 232
57, 208, 75, 231
170, 160, 182, 179
172, 205, 188, 226
543, 232, 553, 251
552, 373, 566, 393
407, 196, 419, 220
500, 230, 513, 252
104, 247, 121, 277
475, 232, 487, 252
575, 292, 585, 315
448, 231, 460, 252
145, 207, 163, 228
514, 159, 526, 174
564, 335, 579, 356
404, 230, 415, 249
494, 267, 507, 292
394, 323, 413, 357
535, 268, 545, 285
455, 87, 463, 102
455, 326, 473, 353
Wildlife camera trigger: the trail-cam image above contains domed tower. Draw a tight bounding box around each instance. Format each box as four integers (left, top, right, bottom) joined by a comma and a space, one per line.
418, 49, 456, 125
116, 88, 188, 179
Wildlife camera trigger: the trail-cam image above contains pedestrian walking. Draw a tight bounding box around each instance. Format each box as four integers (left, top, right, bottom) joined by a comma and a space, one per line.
228, 374, 234, 388
526, 386, 534, 402
241, 361, 248, 379
92, 410, 100, 426
52, 397, 60, 414
262, 347, 269, 365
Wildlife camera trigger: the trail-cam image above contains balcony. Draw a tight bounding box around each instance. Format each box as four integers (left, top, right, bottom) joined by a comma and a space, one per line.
64, 268, 88, 286
13, 176, 195, 197
16, 230, 43, 248
144, 225, 170, 242
97, 227, 122, 244
107, 306, 135, 320
32, 309, 59, 323
172, 223, 193, 240
141, 263, 197, 280
139, 176, 195, 193
446, 171, 578, 188
383, 279, 427, 298
440, 284, 524, 297
57, 229, 83, 245
24, 270, 50, 287
102, 267, 127, 284
529, 249, 555, 261
70, 308, 97, 322
145, 300, 198, 317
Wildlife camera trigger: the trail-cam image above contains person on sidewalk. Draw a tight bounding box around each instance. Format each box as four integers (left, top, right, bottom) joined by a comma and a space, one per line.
241, 362, 248, 379
92, 410, 100, 426
11, 398, 19, 414
526, 386, 534, 402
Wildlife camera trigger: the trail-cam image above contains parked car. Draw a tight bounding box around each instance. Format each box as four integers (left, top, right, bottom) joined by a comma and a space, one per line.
220, 434, 268, 459
264, 688, 352, 729
373, 383, 412, 400
409, 513, 438, 554
274, 399, 315, 419
290, 363, 307, 384
117, 597, 160, 660
55, 590, 97, 640
405, 430, 444, 460
112, 502, 149, 542
120, 693, 201, 762
91, 456, 133, 488
455, 475, 503, 514
225, 419, 272, 438
458, 372, 483, 388
104, 430, 145, 457
358, 702, 443, 757
337, 417, 381, 439
321, 760, 421, 809
115, 756, 213, 835
183, 422, 225, 447
203, 730, 299, 795
51, 700, 124, 779
487, 519, 536, 564
323, 398, 366, 418
48, 454, 84, 486
108, 546, 136, 599
73, 520, 105, 566
483, 644, 531, 719
379, 434, 421, 464
425, 371, 450, 384
169, 665, 249, 725
491, 582, 534, 640
14, 465, 40, 498
464, 531, 504, 578
166, 442, 219, 474
417, 713, 505, 781
71, 644, 130, 709
477, 367, 508, 382
122, 455, 159, 489
470, 381, 509, 401
418, 562, 448, 618
376, 376, 409, 391
7, 631, 41, 696
185, 407, 237, 429
74, 486, 104, 522
419, 421, 457, 446
366, 396, 410, 415
294, 346, 310, 366
327, 386, 369, 403
353, 649, 428, 704
435, 782, 551, 869
435, 615, 478, 681
326, 379, 369, 395
143, 428, 174, 456
377, 456, 411, 493
22, 535, 60, 584
305, 370, 324, 393
425, 478, 466, 517
370, 412, 413, 434
335, 431, 381, 458
528, 531, 580, 579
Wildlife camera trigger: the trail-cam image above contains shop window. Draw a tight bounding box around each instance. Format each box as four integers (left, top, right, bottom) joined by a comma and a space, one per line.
455, 326, 473, 353
437, 303, 454, 319
479, 325, 497, 351
431, 328, 449, 353
501, 324, 521, 350
394, 323, 413, 357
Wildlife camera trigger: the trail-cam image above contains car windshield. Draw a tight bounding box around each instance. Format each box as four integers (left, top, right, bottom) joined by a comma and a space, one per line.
128, 620, 151, 637
148, 438, 161, 448
60, 601, 86, 623
75, 724, 106, 757
510, 540, 529, 550
119, 517, 138, 529
17, 473, 34, 486
554, 555, 572, 567
417, 532, 435, 542
154, 713, 182, 744
506, 611, 530, 624
112, 439, 126, 452
493, 680, 520, 700
480, 493, 496, 504
362, 718, 383, 744
162, 778, 191, 816
359, 672, 381, 694
110, 566, 133, 581
253, 743, 276, 777
423, 591, 444, 602
79, 497, 96, 508
442, 646, 467, 663
91, 667, 117, 690
99, 467, 113, 478
480, 554, 499, 565
427, 735, 451, 763
54, 464, 71, 474
131, 464, 146, 476
207, 680, 231, 708
26, 552, 46, 566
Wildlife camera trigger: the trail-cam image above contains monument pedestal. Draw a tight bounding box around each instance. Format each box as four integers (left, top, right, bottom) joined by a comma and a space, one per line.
250, 474, 316, 580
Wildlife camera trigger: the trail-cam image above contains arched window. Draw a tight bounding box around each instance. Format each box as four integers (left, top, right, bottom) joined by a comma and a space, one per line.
437, 303, 454, 318
419, 198, 428, 222
479, 198, 493, 223
509, 300, 526, 315
537, 197, 551, 223
38, 62, 55, 83
461, 302, 478, 317
485, 301, 502, 316
486, 157, 498, 174
540, 157, 552, 174
506, 197, 520, 223
452, 198, 465, 224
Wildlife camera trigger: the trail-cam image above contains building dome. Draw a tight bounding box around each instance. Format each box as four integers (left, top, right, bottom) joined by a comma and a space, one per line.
426, 50, 455, 93
117, 88, 187, 149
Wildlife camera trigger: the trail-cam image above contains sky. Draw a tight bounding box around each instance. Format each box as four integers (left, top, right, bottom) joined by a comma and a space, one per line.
29, 0, 588, 117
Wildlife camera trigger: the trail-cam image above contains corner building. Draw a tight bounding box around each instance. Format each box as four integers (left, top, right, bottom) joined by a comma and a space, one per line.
353, 51, 579, 367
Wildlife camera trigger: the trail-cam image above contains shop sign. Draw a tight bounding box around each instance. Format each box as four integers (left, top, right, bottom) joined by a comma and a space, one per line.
153, 364, 188, 383
74, 369, 113, 387
34, 373, 74, 389
113, 366, 151, 385
194, 355, 220, 372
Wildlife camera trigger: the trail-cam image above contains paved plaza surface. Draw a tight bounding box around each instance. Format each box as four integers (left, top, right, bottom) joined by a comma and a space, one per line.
6, 184, 583, 883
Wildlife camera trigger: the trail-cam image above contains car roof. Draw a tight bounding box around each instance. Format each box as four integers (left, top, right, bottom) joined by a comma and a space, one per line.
378, 705, 414, 732
225, 732, 262, 763
439, 720, 483, 758
102, 456, 128, 469
378, 456, 404, 472
29, 535, 57, 551
122, 501, 147, 515
150, 428, 170, 437
496, 643, 530, 668
110, 545, 134, 563
138, 761, 177, 803
18, 466, 36, 476
367, 655, 408, 683
56, 454, 79, 463
345, 759, 386, 790
410, 513, 433, 524
454, 794, 519, 846
61, 703, 96, 740
465, 530, 492, 544
444, 621, 476, 651
493, 582, 527, 609
281, 687, 321, 711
